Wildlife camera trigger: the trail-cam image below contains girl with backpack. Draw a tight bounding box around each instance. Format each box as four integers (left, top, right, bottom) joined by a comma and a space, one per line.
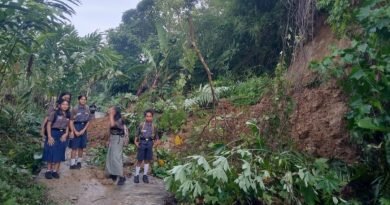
42, 99, 71, 179
40, 92, 71, 138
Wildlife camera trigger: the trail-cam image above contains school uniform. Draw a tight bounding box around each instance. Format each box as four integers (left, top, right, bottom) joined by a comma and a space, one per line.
136, 122, 159, 161
42, 111, 70, 163
69, 105, 91, 149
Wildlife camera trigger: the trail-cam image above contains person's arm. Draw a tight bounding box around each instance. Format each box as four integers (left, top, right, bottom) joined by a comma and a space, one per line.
46, 112, 56, 145
70, 120, 76, 137
70, 108, 77, 137
123, 124, 129, 146
81, 107, 92, 135
106, 107, 115, 147
109, 108, 115, 128
40, 117, 48, 137
47, 121, 54, 146
80, 122, 90, 135
61, 123, 69, 142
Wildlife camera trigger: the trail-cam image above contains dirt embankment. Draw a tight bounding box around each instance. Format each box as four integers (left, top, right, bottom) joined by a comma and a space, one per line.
183, 23, 359, 163
287, 23, 358, 163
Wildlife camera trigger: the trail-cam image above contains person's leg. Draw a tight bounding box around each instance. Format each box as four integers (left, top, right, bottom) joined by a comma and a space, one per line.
136, 160, 142, 175
116, 136, 126, 185
47, 163, 52, 171
54, 163, 60, 172
142, 160, 150, 183
52, 162, 60, 178
134, 143, 145, 183
77, 133, 87, 168
134, 160, 142, 183
45, 163, 53, 179
77, 148, 83, 168
70, 149, 77, 168
105, 136, 116, 181
143, 143, 153, 183
117, 161, 126, 185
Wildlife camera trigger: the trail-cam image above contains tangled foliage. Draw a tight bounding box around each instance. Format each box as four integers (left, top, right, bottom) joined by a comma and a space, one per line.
312, 0, 390, 202
165, 123, 349, 205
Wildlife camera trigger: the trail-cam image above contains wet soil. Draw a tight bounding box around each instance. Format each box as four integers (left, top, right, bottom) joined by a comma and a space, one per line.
37, 117, 174, 205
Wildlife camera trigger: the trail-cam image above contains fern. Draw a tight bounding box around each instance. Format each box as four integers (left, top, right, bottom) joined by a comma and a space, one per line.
184, 84, 230, 110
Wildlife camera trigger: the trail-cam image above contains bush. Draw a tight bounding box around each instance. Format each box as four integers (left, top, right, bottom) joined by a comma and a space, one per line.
164, 122, 349, 204
227, 76, 271, 105
152, 148, 180, 178
0, 154, 49, 205
89, 146, 108, 167
158, 109, 187, 132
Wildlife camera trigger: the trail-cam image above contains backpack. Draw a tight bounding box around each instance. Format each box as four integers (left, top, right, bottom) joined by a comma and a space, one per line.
43, 114, 57, 136
43, 110, 70, 136
139, 122, 155, 139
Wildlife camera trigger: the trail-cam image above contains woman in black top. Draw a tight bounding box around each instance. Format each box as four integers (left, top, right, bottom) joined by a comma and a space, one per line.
105, 106, 128, 185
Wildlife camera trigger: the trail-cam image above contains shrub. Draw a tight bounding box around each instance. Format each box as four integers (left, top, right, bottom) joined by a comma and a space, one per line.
158, 109, 187, 132
0, 154, 49, 205
227, 76, 271, 106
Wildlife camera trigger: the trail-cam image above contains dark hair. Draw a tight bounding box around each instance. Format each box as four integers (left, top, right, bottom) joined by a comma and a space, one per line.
58, 92, 72, 103
114, 106, 122, 121
56, 99, 71, 118
144, 109, 154, 117
78, 95, 87, 100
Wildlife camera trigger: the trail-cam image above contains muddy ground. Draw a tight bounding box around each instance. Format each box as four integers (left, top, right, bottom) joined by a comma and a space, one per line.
37, 159, 173, 205
37, 117, 175, 205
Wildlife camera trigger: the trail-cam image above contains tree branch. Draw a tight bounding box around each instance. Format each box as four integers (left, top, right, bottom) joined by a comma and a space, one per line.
187, 14, 217, 108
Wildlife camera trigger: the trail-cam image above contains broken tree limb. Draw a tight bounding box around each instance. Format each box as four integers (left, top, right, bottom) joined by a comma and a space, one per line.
187, 14, 217, 108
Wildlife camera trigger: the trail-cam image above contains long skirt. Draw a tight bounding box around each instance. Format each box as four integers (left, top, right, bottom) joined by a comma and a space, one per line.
105, 134, 124, 176
42, 129, 68, 163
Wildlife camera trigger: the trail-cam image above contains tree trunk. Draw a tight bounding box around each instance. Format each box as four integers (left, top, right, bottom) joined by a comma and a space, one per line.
26, 54, 34, 78
187, 14, 217, 108
136, 75, 149, 96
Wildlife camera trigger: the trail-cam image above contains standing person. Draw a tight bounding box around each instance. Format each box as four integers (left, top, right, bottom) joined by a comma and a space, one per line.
40, 92, 72, 138
42, 99, 71, 179
134, 109, 160, 184
105, 106, 128, 186
69, 95, 91, 169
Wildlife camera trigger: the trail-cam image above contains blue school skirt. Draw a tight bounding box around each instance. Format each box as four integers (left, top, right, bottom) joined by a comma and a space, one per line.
69, 122, 88, 149
42, 128, 68, 163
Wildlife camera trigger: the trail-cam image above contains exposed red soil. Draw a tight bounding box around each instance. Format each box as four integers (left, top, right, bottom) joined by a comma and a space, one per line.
286, 23, 359, 163
180, 23, 359, 163
87, 116, 110, 148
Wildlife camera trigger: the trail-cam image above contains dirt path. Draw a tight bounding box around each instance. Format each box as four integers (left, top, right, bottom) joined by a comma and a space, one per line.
36, 157, 173, 205
37, 116, 174, 205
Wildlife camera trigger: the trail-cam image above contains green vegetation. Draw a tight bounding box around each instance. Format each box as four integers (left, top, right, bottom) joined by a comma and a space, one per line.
1, 0, 389, 204
226, 76, 271, 106
311, 0, 390, 202
0, 155, 49, 205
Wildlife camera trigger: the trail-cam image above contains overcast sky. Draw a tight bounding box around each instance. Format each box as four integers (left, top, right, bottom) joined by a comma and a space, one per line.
70, 0, 142, 36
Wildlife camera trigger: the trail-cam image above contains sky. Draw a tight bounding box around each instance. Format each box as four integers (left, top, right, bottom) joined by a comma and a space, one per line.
70, 0, 142, 36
